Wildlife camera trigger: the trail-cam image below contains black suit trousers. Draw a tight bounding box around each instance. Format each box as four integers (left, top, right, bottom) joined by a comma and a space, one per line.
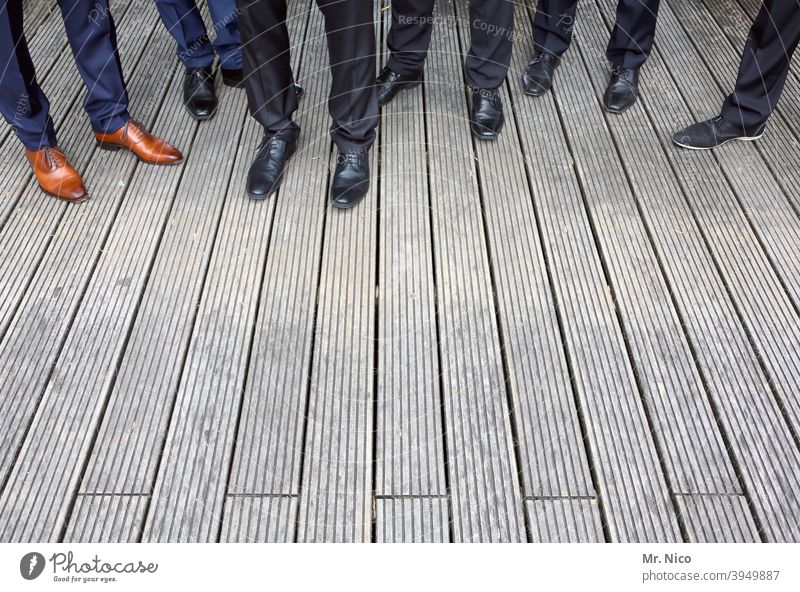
237, 0, 378, 152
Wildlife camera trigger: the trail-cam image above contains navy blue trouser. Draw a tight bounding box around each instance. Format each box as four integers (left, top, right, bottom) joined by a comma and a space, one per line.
0, 0, 129, 150
155, 0, 242, 70
722, 0, 800, 133
532, 0, 661, 69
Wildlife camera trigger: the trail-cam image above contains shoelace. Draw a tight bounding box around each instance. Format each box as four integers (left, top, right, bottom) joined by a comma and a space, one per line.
256, 136, 285, 160
122, 119, 148, 141
337, 152, 366, 167
611, 67, 633, 82
475, 89, 501, 109
43, 147, 67, 169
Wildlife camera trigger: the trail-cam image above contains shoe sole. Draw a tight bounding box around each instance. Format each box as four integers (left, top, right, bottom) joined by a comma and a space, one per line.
378, 79, 422, 107
522, 85, 551, 98
604, 99, 636, 114
330, 192, 368, 209
186, 106, 218, 122
672, 131, 764, 151
96, 142, 184, 166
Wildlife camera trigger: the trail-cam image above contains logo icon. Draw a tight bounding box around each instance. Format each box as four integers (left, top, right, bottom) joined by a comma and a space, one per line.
20, 552, 45, 580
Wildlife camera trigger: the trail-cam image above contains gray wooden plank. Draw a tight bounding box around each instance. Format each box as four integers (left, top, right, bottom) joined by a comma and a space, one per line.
675, 495, 760, 543
663, 0, 800, 318
510, 5, 679, 542
417, 0, 526, 542
589, 0, 800, 542
222, 2, 333, 518
454, 6, 595, 502
527, 499, 605, 543
22, 0, 58, 39
63, 495, 147, 543
0, 15, 180, 543
138, 106, 279, 542
375, 498, 450, 543
375, 2, 447, 499
221, 497, 297, 543
0, 0, 142, 223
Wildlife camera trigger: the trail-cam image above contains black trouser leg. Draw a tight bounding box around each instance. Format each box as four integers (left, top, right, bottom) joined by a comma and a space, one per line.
386, 0, 434, 76
465, 0, 514, 89
236, 0, 300, 143
606, 0, 661, 69
532, 0, 577, 57
316, 0, 378, 152
721, 0, 800, 133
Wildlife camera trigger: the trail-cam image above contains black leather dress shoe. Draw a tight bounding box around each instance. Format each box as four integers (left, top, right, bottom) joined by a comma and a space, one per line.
672, 115, 766, 150
470, 88, 504, 140
246, 135, 297, 199
376, 66, 423, 107
522, 52, 560, 96
221, 68, 244, 88
293, 83, 305, 99
330, 150, 370, 209
603, 67, 639, 113
184, 67, 217, 120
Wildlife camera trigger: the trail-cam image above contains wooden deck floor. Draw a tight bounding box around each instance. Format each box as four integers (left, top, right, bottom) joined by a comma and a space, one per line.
1, 0, 800, 543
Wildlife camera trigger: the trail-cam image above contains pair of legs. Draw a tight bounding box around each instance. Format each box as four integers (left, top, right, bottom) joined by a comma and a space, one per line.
155, 0, 244, 120
524, 0, 661, 113
674, 0, 800, 149
0, 0, 182, 201
0, 0, 130, 151
378, 0, 514, 140
237, 0, 378, 207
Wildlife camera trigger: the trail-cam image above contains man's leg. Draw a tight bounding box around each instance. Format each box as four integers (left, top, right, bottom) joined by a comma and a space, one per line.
721, 0, 800, 133
155, 0, 215, 69
318, 0, 378, 208
237, 0, 299, 141
207, 0, 242, 70
58, 0, 130, 135
317, 0, 377, 153
605, 0, 661, 70
0, 0, 57, 150
532, 0, 577, 57
465, 0, 514, 89
385, 0, 434, 76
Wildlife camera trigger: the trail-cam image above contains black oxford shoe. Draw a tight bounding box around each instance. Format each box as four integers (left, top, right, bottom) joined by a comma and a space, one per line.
330, 150, 370, 209
184, 67, 218, 121
672, 115, 766, 150
470, 88, 504, 140
246, 135, 297, 200
522, 52, 560, 96
376, 66, 423, 107
603, 67, 639, 113
293, 83, 305, 99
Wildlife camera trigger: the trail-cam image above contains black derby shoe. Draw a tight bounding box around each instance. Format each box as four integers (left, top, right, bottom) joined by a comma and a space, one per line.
246, 135, 297, 200
470, 88, 504, 140
522, 52, 560, 96
330, 150, 370, 209
221, 68, 244, 89
603, 67, 639, 113
672, 115, 766, 150
376, 66, 423, 107
183, 67, 218, 120
294, 83, 305, 99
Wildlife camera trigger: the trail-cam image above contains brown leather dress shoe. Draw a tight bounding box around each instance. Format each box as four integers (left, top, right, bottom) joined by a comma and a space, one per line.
95, 120, 183, 165
24, 147, 88, 203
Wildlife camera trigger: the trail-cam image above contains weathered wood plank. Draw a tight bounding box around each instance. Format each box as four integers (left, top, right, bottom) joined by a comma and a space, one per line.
221, 497, 297, 543
510, 5, 679, 542
675, 495, 760, 543
454, 5, 595, 502
418, 0, 526, 542
527, 499, 605, 543
0, 14, 180, 543
64, 495, 147, 543
591, 0, 800, 542
375, 1, 447, 500
375, 498, 450, 543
